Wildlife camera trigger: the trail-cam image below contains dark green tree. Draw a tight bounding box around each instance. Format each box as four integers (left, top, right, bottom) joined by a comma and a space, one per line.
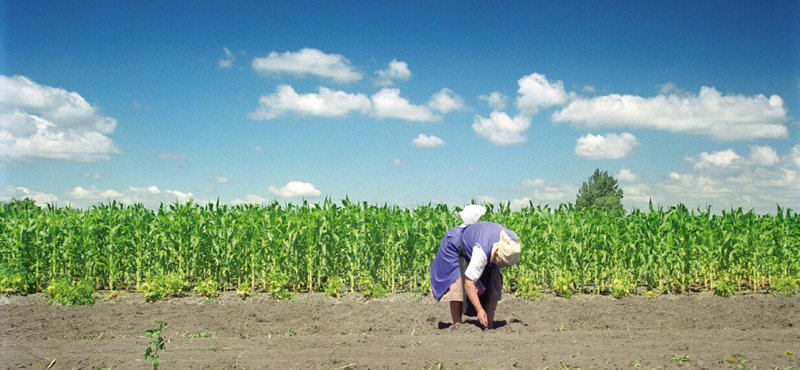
575, 169, 624, 213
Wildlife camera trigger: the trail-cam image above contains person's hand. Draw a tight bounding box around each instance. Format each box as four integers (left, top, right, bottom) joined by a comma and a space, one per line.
477, 309, 488, 328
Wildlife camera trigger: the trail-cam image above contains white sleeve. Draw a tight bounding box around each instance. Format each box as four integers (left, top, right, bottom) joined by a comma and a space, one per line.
464, 245, 488, 281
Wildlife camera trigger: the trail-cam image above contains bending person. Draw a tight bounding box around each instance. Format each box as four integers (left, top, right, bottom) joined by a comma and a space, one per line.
430, 208, 521, 329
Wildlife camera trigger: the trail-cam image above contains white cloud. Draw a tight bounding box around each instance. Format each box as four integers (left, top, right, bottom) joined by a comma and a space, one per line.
375, 59, 412, 86
393, 158, 407, 165
370, 88, 439, 121
552, 86, 789, 141
521, 178, 546, 187
159, 152, 188, 167
252, 48, 362, 82
616, 168, 637, 182
621, 184, 654, 205
0, 185, 59, 206
476, 195, 499, 204
515, 73, 570, 115
35, 184, 197, 209
249, 85, 371, 120
0, 75, 120, 162
254, 146, 265, 153
518, 178, 571, 204
655, 145, 800, 212
218, 47, 235, 68
479, 92, 508, 111
411, 134, 445, 148
471, 111, 531, 145
427, 88, 466, 114
211, 177, 231, 183
789, 145, 800, 168
68, 185, 124, 200
268, 181, 322, 198
689, 149, 743, 170
466, 166, 479, 172
83, 172, 101, 179
749, 145, 779, 167
231, 194, 271, 206
574, 133, 638, 160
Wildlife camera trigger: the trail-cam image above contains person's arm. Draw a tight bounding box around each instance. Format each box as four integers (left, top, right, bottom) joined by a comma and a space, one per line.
463, 278, 489, 327
464, 245, 489, 327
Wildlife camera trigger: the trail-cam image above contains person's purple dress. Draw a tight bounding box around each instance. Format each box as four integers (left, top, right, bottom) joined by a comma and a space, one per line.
429, 221, 518, 301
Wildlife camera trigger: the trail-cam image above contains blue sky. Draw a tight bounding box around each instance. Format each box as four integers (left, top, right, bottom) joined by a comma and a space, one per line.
1, 1, 798, 213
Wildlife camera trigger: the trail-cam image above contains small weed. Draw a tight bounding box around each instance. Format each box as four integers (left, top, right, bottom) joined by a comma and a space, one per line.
671, 354, 691, 366
610, 276, 635, 299
138, 274, 187, 302
514, 270, 543, 300
187, 330, 214, 339
45, 278, 95, 305
285, 328, 297, 337
357, 274, 388, 299
193, 278, 218, 298
267, 272, 294, 301
324, 276, 345, 298
553, 273, 574, 298
235, 283, 251, 299
712, 277, 734, 297
0, 270, 30, 294
143, 320, 167, 370
773, 277, 798, 297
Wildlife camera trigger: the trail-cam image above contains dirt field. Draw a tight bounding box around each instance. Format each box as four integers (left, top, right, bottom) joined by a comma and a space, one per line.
2, 291, 798, 370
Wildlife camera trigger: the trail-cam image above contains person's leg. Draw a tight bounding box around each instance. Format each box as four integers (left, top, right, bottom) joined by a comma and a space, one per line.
484, 301, 497, 329
449, 301, 463, 324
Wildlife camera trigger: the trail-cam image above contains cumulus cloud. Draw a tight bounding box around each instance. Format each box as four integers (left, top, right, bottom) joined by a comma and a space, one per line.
231, 194, 271, 206
250, 85, 453, 122
393, 158, 407, 165
252, 48, 362, 82
687, 149, 743, 171
518, 178, 571, 203
479, 92, 508, 111
26, 184, 197, 209
552, 86, 789, 141
656, 145, 800, 212
616, 168, 637, 182
159, 152, 188, 167
471, 111, 531, 145
370, 88, 439, 121
0, 185, 59, 206
789, 145, 800, 168
211, 177, 231, 183
249, 85, 371, 120
574, 133, 639, 160
749, 145, 779, 167
411, 134, 445, 148
268, 181, 322, 198
375, 59, 412, 86
218, 47, 235, 68
515, 73, 570, 115
521, 178, 547, 187
83, 172, 101, 179
427, 88, 466, 114
0, 75, 121, 162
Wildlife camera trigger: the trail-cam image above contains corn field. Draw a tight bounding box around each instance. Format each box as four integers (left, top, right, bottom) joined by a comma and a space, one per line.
1, 198, 798, 296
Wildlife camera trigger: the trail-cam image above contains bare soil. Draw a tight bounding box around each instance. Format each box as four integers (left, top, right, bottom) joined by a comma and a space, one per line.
1, 291, 798, 369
